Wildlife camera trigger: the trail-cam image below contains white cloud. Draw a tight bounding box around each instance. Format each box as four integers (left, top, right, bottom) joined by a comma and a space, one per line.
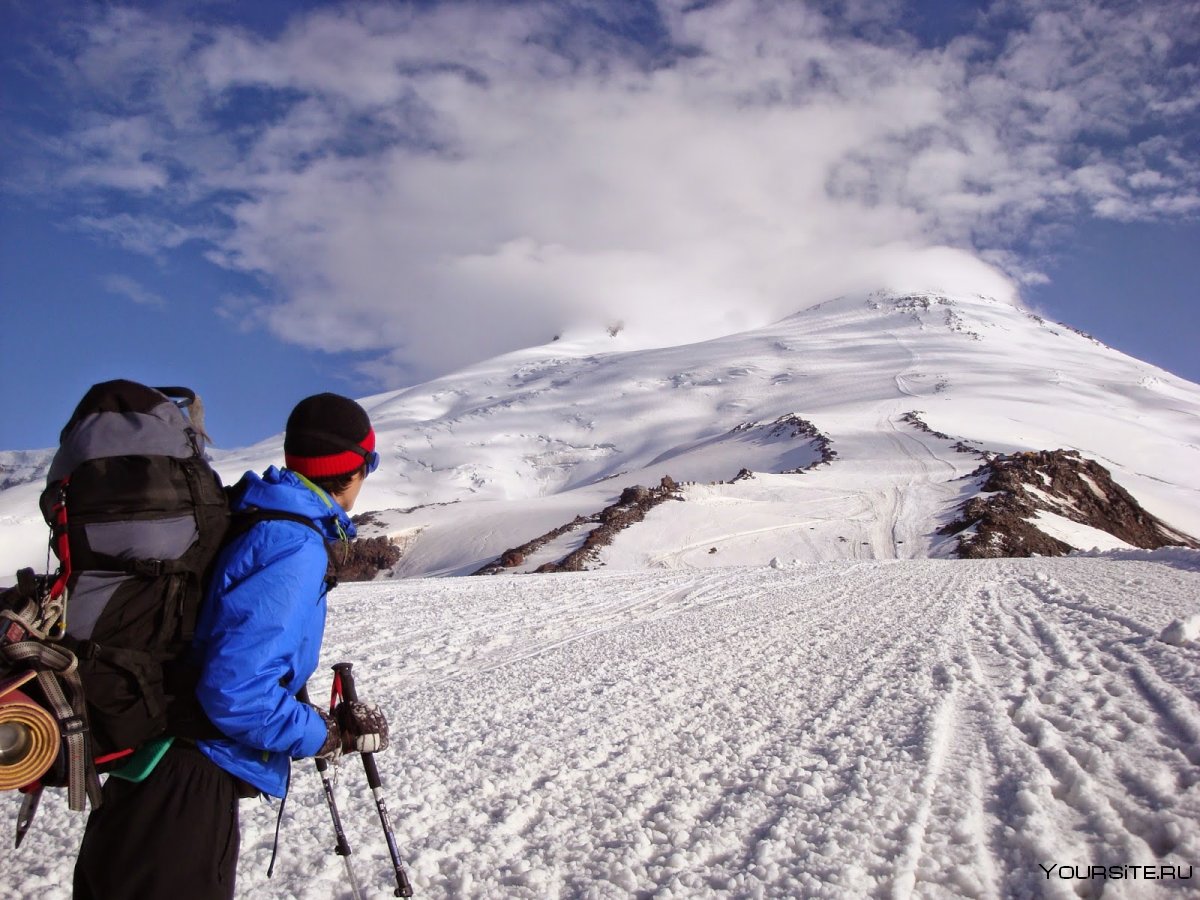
74, 213, 208, 257
101, 274, 166, 308
17, 0, 1200, 383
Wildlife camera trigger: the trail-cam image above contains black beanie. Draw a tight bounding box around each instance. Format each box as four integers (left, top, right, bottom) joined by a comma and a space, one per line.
284, 393, 375, 479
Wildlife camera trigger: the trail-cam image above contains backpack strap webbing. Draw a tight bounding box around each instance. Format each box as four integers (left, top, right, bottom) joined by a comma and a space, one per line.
225, 509, 340, 590
0, 573, 102, 811
2, 638, 102, 812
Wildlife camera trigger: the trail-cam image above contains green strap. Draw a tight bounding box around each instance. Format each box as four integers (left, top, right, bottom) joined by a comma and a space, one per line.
108, 737, 174, 783
292, 472, 334, 508
291, 472, 349, 545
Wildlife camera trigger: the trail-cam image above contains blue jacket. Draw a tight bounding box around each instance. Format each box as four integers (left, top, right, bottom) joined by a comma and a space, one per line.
192, 466, 356, 797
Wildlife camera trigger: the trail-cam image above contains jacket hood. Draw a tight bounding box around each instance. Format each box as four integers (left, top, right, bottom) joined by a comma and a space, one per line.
231, 465, 357, 542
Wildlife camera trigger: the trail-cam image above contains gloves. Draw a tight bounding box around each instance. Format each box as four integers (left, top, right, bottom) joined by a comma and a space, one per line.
338, 700, 390, 754
313, 701, 390, 759
315, 709, 343, 760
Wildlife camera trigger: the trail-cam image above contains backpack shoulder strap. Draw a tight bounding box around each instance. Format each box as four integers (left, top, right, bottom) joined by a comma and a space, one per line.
227, 507, 322, 540
225, 508, 339, 590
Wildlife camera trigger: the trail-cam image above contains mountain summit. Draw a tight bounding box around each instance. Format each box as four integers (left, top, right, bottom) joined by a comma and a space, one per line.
280, 290, 1200, 576
2, 291, 1198, 579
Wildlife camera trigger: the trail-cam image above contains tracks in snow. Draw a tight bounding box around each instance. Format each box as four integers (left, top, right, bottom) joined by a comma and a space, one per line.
893, 563, 1200, 899
301, 557, 1200, 900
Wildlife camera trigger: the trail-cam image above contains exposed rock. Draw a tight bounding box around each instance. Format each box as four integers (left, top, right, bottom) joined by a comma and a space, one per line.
472, 514, 594, 575
329, 536, 403, 582
353, 500, 461, 528
894, 295, 933, 311
1058, 322, 1106, 346
940, 450, 1200, 558
351, 511, 385, 529
778, 416, 836, 471
539, 480, 683, 573
890, 294, 983, 339
476, 479, 685, 575
619, 485, 651, 505
728, 414, 836, 474
899, 411, 984, 456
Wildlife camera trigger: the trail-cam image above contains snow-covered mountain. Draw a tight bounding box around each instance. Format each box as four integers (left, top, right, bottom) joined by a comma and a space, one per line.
236, 289, 1200, 576
4, 292, 1200, 898
2, 290, 1198, 581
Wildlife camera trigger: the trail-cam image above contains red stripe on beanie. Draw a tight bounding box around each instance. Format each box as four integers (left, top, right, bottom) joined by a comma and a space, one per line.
286, 428, 375, 479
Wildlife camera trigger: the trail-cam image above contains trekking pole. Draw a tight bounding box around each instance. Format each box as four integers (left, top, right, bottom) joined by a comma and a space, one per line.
332, 662, 415, 898
298, 685, 364, 900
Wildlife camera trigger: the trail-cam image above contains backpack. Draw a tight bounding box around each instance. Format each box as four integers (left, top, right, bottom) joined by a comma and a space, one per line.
1, 380, 230, 814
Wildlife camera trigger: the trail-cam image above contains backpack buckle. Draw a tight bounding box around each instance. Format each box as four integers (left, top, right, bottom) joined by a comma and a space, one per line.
60, 714, 89, 737
131, 559, 166, 577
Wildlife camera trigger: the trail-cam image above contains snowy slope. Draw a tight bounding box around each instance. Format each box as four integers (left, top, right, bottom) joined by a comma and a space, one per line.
4, 291, 1200, 897
7, 551, 1200, 898
273, 291, 1200, 576
2, 290, 1198, 579
351, 291, 1200, 574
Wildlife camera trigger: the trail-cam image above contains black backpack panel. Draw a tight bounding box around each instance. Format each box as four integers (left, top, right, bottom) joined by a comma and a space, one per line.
39, 381, 231, 764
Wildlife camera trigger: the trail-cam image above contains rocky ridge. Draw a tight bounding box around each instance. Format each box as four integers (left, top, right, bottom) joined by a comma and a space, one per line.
732, 414, 837, 472
940, 450, 1199, 558
474, 478, 684, 575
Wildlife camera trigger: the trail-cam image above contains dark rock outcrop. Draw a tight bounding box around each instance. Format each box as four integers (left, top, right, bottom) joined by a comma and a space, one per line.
779, 416, 836, 471
728, 414, 836, 473
899, 411, 983, 456
472, 515, 593, 576
475, 476, 684, 575
941, 450, 1199, 558
539, 477, 683, 573
329, 535, 403, 581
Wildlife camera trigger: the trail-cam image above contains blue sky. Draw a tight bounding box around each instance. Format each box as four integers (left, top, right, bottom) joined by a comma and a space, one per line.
2, 0, 1198, 451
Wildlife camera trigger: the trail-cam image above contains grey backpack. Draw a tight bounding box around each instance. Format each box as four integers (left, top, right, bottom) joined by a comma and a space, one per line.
1, 380, 230, 813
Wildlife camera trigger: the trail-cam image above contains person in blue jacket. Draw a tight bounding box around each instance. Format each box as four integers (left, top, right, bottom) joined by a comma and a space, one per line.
73, 393, 390, 900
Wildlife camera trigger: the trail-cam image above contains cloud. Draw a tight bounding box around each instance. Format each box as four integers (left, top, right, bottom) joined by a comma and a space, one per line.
101, 273, 166, 308
74, 213, 210, 258
10, 0, 1200, 383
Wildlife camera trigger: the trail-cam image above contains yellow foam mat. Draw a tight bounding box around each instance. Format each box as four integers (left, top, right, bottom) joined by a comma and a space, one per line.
0, 678, 60, 790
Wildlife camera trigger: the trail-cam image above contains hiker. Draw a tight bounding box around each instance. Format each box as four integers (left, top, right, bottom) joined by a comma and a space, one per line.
73, 392, 390, 900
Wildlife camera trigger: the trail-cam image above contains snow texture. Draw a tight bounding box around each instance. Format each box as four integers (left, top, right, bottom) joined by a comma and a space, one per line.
3, 291, 1200, 580
3, 290, 1200, 897
7, 552, 1200, 898
1161, 616, 1200, 647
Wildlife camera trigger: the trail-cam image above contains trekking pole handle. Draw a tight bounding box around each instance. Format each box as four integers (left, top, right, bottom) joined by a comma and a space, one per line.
332, 663, 415, 898
332, 664, 381, 788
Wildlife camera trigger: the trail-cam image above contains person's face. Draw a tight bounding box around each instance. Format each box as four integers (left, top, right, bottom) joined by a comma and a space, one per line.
332, 469, 366, 512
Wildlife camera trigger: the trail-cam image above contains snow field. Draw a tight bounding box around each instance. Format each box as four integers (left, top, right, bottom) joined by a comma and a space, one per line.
5, 553, 1199, 899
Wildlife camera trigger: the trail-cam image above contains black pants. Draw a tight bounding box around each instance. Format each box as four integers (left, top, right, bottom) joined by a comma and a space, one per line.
73, 742, 241, 900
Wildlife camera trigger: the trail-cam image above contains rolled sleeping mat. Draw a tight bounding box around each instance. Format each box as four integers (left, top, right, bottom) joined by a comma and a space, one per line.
0, 673, 60, 791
